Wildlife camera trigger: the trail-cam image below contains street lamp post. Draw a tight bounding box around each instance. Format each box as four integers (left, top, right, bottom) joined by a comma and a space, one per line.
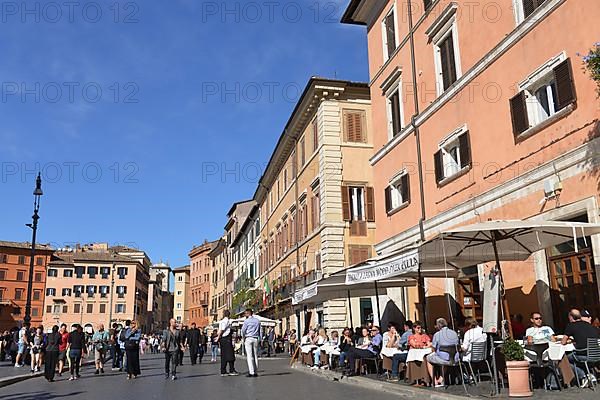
108, 262, 116, 328
24, 173, 43, 326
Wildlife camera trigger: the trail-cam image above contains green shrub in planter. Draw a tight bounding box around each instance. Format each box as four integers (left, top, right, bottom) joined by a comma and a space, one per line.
501, 338, 525, 362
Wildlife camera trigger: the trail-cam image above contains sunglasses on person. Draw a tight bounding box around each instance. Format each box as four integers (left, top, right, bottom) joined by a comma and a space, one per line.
532, 317, 542, 320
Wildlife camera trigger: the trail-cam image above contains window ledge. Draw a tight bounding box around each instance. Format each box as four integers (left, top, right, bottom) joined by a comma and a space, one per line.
437, 164, 472, 187
342, 142, 373, 149
386, 201, 410, 217
515, 104, 575, 143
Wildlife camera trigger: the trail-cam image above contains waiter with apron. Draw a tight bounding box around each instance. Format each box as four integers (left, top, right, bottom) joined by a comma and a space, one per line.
217, 310, 238, 376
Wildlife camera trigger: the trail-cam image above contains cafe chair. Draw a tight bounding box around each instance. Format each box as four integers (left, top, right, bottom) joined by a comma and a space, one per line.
465, 341, 494, 386
438, 345, 468, 390
573, 338, 600, 391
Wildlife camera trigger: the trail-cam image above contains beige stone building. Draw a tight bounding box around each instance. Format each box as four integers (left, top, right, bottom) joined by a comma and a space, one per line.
43, 244, 150, 331
173, 265, 190, 325
253, 77, 376, 333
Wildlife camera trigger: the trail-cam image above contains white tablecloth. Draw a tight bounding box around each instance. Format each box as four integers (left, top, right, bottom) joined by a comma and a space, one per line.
520, 341, 575, 362
380, 347, 406, 358
406, 348, 432, 363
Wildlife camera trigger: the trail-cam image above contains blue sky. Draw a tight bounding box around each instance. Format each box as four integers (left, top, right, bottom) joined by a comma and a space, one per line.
0, 0, 368, 268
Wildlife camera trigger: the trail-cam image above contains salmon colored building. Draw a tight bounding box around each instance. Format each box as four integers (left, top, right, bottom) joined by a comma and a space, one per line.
43, 244, 151, 332
0, 241, 54, 330
342, 0, 600, 330
189, 240, 218, 328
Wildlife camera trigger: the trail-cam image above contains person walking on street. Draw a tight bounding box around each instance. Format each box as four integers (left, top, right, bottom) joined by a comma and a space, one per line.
30, 326, 44, 373
67, 324, 85, 381
241, 309, 261, 378
57, 324, 69, 376
210, 329, 219, 362
162, 318, 184, 380
187, 323, 200, 365
92, 323, 109, 374
44, 325, 60, 382
199, 329, 207, 363
110, 323, 123, 371
124, 321, 142, 380
217, 310, 238, 376
178, 325, 187, 366
267, 327, 276, 357
15, 323, 30, 367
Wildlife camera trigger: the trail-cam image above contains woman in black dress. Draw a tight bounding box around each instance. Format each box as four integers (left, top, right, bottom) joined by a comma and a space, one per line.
44, 325, 60, 382
124, 321, 142, 379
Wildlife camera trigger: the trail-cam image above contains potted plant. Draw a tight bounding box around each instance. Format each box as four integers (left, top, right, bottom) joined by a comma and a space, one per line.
501, 338, 532, 397
581, 43, 600, 96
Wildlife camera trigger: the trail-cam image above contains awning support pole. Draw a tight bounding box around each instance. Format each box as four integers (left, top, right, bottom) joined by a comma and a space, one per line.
418, 263, 427, 332
374, 281, 382, 326
347, 290, 354, 330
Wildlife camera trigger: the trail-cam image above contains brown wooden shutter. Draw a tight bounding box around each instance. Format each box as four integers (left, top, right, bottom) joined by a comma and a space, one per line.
459, 131, 472, 168
434, 150, 444, 183
401, 174, 410, 204
384, 186, 392, 213
553, 58, 576, 110
303, 204, 309, 238
345, 112, 355, 142
310, 197, 316, 231
440, 35, 457, 91
355, 112, 365, 142
366, 186, 375, 222
345, 111, 365, 143
510, 91, 529, 136
341, 185, 351, 221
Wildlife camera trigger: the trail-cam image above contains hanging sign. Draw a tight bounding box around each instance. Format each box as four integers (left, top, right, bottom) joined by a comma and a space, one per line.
345, 249, 419, 284
292, 282, 318, 305
482, 269, 500, 333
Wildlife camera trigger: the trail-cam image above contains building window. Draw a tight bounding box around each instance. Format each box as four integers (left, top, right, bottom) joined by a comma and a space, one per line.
18, 255, 25, 265
31, 308, 39, 317
16, 270, 25, 281
47, 305, 52, 314
99, 304, 106, 313
75, 266, 85, 279
0, 254, 6, 263
63, 305, 68, 313
73, 285, 84, 297
342, 185, 374, 236
36, 257, 43, 266
429, 7, 461, 95
62, 288, 72, 296
117, 267, 128, 279
385, 172, 411, 214
88, 266, 98, 279
100, 267, 110, 279
510, 56, 576, 137
46, 288, 56, 296
385, 83, 404, 139
99, 286, 110, 297
34, 272, 42, 282
48, 269, 58, 277
117, 286, 127, 298
74, 303, 81, 314
86, 303, 93, 313
116, 304, 126, 313
513, 0, 550, 24
177, 290, 182, 296
381, 6, 397, 61
177, 303, 182, 309
0, 270, 6, 280
64, 269, 73, 278
178, 276, 183, 282
343, 110, 367, 143
86, 285, 97, 297
52, 304, 62, 314
434, 128, 472, 184
348, 245, 372, 266
33, 290, 41, 301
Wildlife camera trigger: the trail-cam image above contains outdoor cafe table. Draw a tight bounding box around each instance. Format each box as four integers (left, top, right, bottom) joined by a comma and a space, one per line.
406, 348, 432, 385
520, 340, 575, 386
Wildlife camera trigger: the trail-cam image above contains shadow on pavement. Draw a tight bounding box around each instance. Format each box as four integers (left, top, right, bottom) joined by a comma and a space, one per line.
0, 391, 84, 400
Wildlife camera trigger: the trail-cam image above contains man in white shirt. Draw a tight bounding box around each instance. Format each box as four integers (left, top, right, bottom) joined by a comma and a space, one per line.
217, 310, 238, 376
525, 312, 555, 343
461, 318, 486, 362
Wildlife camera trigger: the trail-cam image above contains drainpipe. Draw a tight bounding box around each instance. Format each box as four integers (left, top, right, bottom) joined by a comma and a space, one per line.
407, 0, 428, 328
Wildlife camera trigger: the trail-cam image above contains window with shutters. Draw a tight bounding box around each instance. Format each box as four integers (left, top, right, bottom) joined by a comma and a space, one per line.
385, 172, 411, 214
311, 193, 320, 231
434, 127, 472, 184
513, 0, 550, 24
381, 6, 398, 62
342, 185, 374, 236
343, 109, 367, 143
299, 136, 306, 166
510, 54, 576, 138
432, 16, 461, 95
348, 245, 372, 266
385, 82, 404, 140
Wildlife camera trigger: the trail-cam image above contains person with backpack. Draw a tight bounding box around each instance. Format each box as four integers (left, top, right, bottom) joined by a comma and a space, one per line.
92, 323, 109, 374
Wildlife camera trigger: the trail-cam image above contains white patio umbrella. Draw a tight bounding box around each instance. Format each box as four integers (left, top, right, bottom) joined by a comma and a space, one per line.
426, 219, 600, 396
